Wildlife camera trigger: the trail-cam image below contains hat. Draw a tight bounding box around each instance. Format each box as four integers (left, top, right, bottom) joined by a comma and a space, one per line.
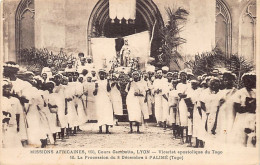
162, 66, 169, 72
156, 69, 162, 74
132, 71, 140, 77
167, 72, 173, 76
98, 69, 106, 74
190, 79, 198, 83
241, 71, 256, 80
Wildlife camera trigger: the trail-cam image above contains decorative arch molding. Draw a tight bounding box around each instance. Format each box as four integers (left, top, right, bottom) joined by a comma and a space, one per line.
215, 0, 232, 56
238, 0, 256, 62
87, 0, 164, 55
15, 0, 35, 63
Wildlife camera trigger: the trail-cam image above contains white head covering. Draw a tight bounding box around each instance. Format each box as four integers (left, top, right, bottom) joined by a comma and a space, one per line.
162, 66, 169, 72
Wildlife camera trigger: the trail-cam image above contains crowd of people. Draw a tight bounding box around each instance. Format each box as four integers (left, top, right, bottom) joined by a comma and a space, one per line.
2, 52, 256, 149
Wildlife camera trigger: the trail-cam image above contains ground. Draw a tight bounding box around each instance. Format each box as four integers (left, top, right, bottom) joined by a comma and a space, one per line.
53, 122, 187, 148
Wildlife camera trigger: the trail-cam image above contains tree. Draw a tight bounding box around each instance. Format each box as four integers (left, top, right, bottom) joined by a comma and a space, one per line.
156, 7, 189, 69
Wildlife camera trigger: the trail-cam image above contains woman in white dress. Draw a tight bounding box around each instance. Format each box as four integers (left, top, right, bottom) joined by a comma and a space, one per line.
95, 69, 114, 134
53, 75, 67, 141
2, 81, 23, 148
24, 87, 49, 148
126, 71, 143, 133
215, 72, 237, 146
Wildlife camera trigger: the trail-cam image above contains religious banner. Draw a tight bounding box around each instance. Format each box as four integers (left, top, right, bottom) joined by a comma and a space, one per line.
91, 37, 117, 71
123, 31, 150, 70
109, 0, 136, 23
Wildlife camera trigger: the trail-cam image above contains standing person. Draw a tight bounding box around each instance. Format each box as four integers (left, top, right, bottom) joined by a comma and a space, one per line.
73, 73, 87, 131
185, 80, 199, 147
83, 75, 97, 121
64, 72, 78, 136
168, 73, 180, 138
126, 71, 143, 133
201, 78, 222, 147
176, 71, 190, 144
144, 71, 154, 118
44, 82, 61, 145
230, 72, 256, 147
153, 70, 167, 127
94, 69, 114, 134
53, 75, 67, 141
2, 80, 23, 148
110, 73, 123, 126
162, 72, 174, 130
215, 72, 237, 145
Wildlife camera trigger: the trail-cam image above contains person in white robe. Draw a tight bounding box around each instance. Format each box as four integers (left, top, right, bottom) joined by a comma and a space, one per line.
215, 72, 237, 146
176, 71, 190, 144
126, 71, 143, 133
153, 70, 168, 126
41, 83, 60, 145
185, 80, 199, 147
230, 72, 256, 148
23, 87, 49, 148
162, 72, 174, 130
83, 75, 97, 121
2, 81, 23, 148
94, 69, 114, 134
74, 74, 88, 129
64, 72, 79, 136
53, 76, 68, 141
201, 77, 222, 148
109, 73, 123, 126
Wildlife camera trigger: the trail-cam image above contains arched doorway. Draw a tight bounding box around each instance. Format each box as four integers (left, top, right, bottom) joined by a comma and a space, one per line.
87, 0, 164, 57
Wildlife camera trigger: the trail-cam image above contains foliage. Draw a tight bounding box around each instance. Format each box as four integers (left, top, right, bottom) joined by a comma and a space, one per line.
157, 7, 189, 69
19, 48, 76, 74
184, 48, 254, 88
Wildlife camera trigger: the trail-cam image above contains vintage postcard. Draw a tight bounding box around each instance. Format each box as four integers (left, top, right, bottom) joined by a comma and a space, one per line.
0, 0, 259, 164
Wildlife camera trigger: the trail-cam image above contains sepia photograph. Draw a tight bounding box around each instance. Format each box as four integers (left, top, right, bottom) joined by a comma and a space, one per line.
0, 0, 259, 164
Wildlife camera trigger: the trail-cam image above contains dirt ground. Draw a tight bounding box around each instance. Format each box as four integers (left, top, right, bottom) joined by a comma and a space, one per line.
54, 122, 187, 148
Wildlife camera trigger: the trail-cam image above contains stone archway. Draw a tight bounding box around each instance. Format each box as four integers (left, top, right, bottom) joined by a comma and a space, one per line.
87, 0, 164, 56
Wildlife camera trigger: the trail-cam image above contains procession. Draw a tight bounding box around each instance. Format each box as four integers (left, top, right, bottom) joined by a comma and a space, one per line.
1, 0, 258, 153
2, 48, 256, 149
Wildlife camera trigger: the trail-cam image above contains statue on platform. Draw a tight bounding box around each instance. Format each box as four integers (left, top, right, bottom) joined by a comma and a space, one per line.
120, 39, 131, 67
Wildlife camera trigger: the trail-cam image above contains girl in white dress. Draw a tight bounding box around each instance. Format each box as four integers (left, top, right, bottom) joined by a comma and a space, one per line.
95, 69, 114, 134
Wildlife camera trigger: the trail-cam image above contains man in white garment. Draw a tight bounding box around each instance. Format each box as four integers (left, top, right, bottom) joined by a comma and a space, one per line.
153, 69, 168, 127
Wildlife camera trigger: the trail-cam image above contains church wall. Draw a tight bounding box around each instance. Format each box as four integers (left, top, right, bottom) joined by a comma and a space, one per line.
2, 0, 256, 65
2, 0, 20, 62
